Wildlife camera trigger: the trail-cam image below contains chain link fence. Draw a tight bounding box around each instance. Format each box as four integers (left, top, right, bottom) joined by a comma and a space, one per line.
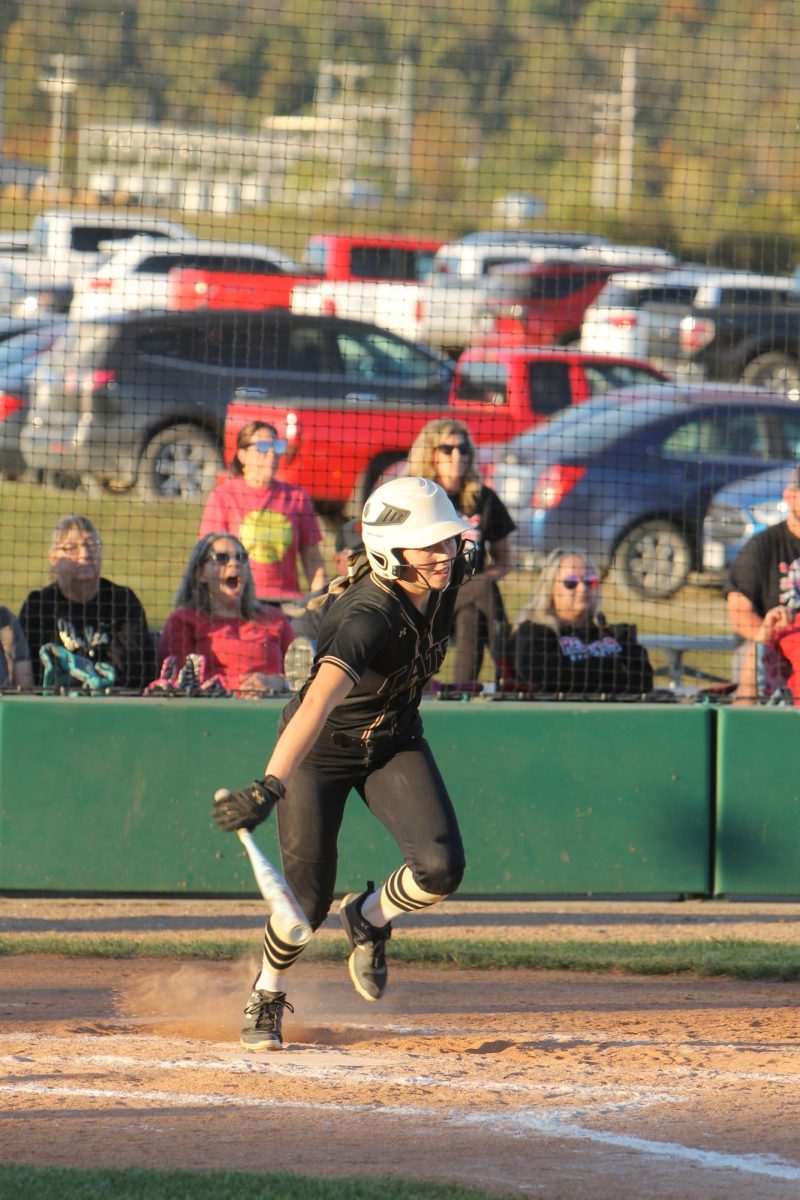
1, 3, 799, 699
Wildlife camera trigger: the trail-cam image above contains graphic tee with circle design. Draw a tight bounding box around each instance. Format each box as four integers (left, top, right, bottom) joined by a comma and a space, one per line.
200, 476, 322, 600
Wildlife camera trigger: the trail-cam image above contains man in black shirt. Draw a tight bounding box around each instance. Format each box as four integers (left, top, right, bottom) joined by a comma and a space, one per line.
725, 465, 800, 696
19, 515, 155, 691
213, 477, 475, 1050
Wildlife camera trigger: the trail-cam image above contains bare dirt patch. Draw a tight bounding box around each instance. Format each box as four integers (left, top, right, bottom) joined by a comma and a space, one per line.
2, 951, 800, 1199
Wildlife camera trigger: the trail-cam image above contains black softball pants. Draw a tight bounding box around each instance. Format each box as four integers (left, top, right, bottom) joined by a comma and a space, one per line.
275, 733, 466, 931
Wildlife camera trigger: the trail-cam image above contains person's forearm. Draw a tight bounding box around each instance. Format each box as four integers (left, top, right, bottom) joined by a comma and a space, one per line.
727, 593, 764, 641
731, 611, 765, 640
301, 545, 327, 592
483, 538, 512, 583
734, 643, 759, 706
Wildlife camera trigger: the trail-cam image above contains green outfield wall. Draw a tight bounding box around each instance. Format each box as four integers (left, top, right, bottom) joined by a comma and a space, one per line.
715, 707, 800, 896
0, 697, 716, 897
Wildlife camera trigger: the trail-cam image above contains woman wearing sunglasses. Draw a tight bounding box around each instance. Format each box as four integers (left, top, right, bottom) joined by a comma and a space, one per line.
199, 421, 326, 602
157, 533, 295, 697
405, 418, 515, 685
511, 548, 653, 696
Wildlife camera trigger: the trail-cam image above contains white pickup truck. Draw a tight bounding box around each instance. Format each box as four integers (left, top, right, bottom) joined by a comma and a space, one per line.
288, 233, 441, 343
0, 209, 190, 313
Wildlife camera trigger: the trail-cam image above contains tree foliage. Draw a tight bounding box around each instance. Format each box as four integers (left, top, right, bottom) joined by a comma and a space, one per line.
3, 0, 800, 245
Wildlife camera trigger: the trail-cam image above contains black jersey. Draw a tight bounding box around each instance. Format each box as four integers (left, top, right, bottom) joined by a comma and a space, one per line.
19, 578, 155, 689
282, 571, 457, 754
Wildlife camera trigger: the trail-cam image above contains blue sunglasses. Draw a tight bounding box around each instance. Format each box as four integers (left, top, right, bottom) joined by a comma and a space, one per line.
248, 439, 287, 455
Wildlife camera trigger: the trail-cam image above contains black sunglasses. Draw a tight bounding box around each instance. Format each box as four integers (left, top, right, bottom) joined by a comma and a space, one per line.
561, 574, 599, 591
204, 549, 249, 566
436, 442, 471, 456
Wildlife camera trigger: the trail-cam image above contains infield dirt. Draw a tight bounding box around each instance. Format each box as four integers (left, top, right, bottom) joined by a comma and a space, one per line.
1, 898, 799, 1198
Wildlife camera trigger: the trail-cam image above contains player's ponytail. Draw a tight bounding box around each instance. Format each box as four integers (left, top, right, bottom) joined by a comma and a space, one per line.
305, 550, 371, 612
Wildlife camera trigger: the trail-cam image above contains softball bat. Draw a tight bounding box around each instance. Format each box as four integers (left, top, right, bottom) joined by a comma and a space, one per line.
214, 789, 311, 946
236, 827, 312, 946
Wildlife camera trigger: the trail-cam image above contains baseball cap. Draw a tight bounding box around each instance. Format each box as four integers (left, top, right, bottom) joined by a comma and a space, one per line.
335, 519, 364, 554
788, 465, 800, 489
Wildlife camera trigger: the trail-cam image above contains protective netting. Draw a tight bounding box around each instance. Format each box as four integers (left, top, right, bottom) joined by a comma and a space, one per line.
2, 2, 800, 699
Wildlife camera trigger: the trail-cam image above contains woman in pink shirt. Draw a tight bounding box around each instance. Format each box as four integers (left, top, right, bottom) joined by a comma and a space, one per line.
199, 421, 326, 601
159, 533, 295, 697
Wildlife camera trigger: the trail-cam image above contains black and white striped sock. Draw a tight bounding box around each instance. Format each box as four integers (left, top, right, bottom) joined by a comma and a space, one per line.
361, 865, 447, 928
255, 917, 305, 993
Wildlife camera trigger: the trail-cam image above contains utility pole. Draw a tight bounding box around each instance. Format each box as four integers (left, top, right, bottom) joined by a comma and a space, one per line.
617, 44, 637, 214
394, 53, 416, 202
591, 91, 619, 210
40, 54, 82, 196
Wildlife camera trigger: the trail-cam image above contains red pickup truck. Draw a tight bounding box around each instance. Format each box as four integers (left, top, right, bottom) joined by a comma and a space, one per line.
223, 347, 666, 512
167, 232, 442, 314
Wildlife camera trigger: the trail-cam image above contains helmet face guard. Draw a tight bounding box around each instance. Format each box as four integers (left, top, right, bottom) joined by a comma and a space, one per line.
361, 476, 473, 581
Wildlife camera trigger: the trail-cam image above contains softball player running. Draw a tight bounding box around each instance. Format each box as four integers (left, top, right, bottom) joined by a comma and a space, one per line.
213, 476, 475, 1049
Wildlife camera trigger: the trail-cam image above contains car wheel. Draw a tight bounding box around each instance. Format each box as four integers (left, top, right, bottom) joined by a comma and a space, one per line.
741, 352, 800, 396
138, 425, 223, 501
612, 520, 692, 599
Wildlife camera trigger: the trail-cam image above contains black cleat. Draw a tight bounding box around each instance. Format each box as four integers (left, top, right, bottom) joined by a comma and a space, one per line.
339, 883, 391, 1002
240, 989, 294, 1051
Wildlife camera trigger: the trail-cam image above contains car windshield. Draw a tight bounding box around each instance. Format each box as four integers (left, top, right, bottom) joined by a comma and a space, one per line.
455, 362, 508, 402
505, 395, 680, 460
335, 328, 451, 385
302, 239, 328, 275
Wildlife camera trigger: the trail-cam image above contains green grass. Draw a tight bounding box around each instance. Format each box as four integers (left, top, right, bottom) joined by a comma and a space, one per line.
0, 479, 205, 627
2, 934, 798, 980
0, 1165, 500, 1200
0, 480, 340, 628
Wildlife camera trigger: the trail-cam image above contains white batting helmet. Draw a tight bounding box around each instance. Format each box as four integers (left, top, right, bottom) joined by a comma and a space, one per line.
361, 476, 472, 580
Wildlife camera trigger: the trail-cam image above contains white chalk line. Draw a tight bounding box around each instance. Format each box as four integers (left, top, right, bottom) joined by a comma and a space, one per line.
0, 1039, 679, 1116
28, 1050, 684, 1111
3, 1030, 800, 1092
1, 1080, 799, 1182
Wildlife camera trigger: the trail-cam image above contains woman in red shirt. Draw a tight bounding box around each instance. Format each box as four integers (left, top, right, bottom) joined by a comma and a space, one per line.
199, 421, 326, 601
158, 533, 295, 697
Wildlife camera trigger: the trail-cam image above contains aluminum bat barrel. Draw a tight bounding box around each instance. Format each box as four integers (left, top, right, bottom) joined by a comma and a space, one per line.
235, 827, 312, 946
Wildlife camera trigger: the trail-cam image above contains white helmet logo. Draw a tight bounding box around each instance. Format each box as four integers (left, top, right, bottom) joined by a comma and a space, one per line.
362, 502, 410, 528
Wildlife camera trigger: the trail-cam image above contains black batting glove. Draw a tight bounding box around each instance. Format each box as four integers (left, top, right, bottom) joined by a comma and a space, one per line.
212, 776, 286, 833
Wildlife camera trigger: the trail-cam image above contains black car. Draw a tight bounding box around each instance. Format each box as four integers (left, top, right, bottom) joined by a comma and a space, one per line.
21, 309, 454, 500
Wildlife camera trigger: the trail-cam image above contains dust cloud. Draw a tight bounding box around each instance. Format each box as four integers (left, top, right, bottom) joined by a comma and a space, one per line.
119, 958, 260, 1040
116, 956, 370, 1046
